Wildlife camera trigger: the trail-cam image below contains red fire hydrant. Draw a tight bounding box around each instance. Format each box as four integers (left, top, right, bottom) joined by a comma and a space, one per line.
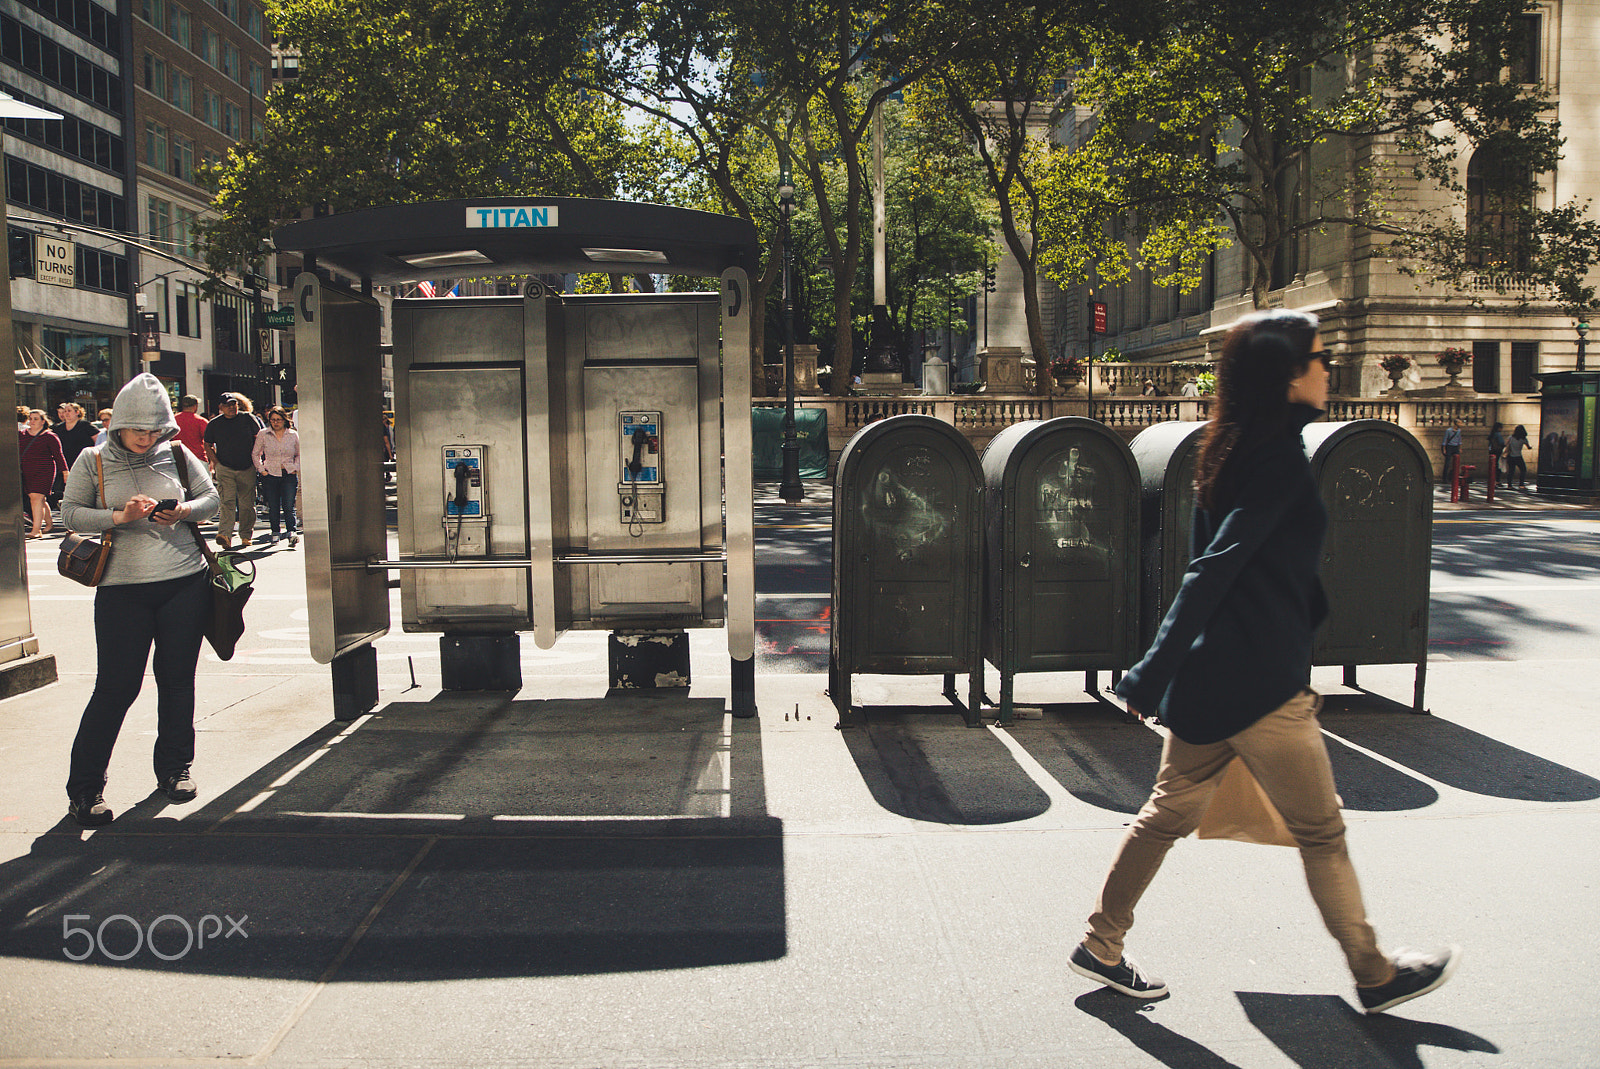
1451, 463, 1476, 502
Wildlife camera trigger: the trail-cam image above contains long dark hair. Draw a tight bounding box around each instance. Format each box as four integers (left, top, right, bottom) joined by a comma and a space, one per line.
1194, 310, 1321, 511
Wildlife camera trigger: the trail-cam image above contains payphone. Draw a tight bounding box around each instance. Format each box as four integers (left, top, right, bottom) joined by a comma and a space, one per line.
277, 197, 759, 718
443, 445, 489, 556
618, 412, 663, 524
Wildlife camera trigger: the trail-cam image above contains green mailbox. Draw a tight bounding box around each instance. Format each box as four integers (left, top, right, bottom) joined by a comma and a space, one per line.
1303, 419, 1433, 711
830, 415, 984, 726
981, 418, 1140, 724
1130, 421, 1209, 653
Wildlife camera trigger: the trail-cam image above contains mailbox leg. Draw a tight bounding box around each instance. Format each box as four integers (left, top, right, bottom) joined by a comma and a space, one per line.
828, 654, 853, 724
1412, 661, 1429, 715
966, 665, 984, 728
996, 670, 1014, 727
1085, 670, 1098, 695
942, 672, 957, 703
1343, 664, 1358, 689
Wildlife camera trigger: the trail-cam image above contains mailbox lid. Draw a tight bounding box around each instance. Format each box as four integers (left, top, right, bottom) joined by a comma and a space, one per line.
982, 417, 1141, 670
1303, 420, 1433, 664
832, 415, 983, 673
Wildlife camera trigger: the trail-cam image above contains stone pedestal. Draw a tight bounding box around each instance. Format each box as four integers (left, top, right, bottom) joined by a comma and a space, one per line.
794, 344, 820, 394
859, 370, 914, 395
980, 347, 1027, 391
922, 360, 949, 395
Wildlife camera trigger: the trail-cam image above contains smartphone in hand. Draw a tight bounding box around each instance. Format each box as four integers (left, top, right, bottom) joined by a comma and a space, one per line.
150, 499, 178, 518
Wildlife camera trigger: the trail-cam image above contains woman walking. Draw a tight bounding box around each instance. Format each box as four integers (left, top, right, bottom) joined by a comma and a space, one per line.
251, 406, 300, 547
59, 374, 219, 827
19, 409, 68, 538
50, 402, 98, 507
1068, 310, 1457, 1015
1505, 425, 1531, 490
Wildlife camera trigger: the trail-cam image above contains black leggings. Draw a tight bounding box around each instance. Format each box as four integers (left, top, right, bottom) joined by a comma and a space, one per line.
1506, 455, 1528, 484
66, 569, 210, 799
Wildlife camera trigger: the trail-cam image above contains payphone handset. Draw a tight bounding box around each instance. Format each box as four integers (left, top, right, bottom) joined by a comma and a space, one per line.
617, 411, 664, 525
442, 445, 490, 556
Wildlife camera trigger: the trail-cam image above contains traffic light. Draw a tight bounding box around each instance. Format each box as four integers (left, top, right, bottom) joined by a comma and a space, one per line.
984, 263, 996, 293
8, 227, 33, 280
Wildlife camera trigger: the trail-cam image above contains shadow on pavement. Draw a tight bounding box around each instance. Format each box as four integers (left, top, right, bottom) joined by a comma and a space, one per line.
0, 694, 785, 979
1074, 989, 1243, 1068
842, 708, 1050, 824
1005, 703, 1163, 814
1320, 697, 1600, 802
1236, 991, 1498, 1069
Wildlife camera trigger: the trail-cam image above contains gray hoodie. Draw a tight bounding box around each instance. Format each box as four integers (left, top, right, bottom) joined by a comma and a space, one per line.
60, 374, 221, 586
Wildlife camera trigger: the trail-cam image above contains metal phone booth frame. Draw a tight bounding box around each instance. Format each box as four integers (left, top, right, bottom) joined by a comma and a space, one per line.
274, 199, 760, 719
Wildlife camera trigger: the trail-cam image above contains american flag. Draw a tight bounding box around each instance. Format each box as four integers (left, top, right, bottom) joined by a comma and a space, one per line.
416, 280, 435, 297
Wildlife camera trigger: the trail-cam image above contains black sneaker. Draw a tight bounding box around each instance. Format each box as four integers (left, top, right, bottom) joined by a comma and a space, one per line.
157, 771, 198, 803
1069, 942, 1169, 999
68, 795, 114, 827
1357, 946, 1459, 1014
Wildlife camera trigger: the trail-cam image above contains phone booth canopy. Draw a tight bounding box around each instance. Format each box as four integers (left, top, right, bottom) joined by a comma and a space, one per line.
274, 199, 760, 719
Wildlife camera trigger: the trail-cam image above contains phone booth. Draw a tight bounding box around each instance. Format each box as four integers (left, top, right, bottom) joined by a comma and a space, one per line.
275, 199, 760, 719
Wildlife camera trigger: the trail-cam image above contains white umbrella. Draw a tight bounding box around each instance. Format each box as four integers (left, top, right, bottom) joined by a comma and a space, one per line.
0, 93, 62, 122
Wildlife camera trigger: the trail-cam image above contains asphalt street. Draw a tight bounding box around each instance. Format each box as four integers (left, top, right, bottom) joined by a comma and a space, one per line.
0, 488, 1596, 1068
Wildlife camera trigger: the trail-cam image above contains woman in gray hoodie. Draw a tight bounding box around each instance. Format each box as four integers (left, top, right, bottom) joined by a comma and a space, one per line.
60, 374, 220, 827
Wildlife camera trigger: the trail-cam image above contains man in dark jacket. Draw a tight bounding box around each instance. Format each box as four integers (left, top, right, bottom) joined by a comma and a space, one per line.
202, 393, 262, 548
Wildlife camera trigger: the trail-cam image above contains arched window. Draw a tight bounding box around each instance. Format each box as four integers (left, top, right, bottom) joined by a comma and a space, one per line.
1466, 145, 1532, 271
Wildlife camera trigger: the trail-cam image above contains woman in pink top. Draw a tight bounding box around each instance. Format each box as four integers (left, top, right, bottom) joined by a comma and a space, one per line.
251, 406, 301, 547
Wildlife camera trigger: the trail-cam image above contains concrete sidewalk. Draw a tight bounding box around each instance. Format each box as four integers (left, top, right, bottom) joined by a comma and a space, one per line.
1, 536, 1597, 1067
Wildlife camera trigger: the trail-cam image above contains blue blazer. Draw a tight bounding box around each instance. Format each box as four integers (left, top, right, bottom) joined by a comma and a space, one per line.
1116, 405, 1330, 744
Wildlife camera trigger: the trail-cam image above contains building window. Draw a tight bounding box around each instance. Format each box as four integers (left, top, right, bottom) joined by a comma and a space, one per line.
1508, 14, 1541, 84
248, 61, 264, 98
1472, 341, 1499, 394
1511, 342, 1537, 393
170, 69, 193, 113
222, 100, 242, 138
202, 88, 221, 129
7, 158, 127, 231
168, 4, 191, 49
143, 53, 167, 97
172, 136, 195, 182
2, 16, 124, 111
16, 0, 119, 51
141, 0, 167, 27
1465, 145, 1531, 271
200, 25, 219, 67
176, 281, 202, 337
222, 41, 240, 83
74, 247, 129, 295
145, 120, 168, 170
147, 195, 171, 247
175, 207, 199, 256
2, 89, 124, 175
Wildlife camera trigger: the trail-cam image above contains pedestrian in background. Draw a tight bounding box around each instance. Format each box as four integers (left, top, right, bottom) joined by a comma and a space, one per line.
1505, 425, 1531, 490
60, 374, 219, 827
1442, 417, 1462, 485
92, 408, 114, 447
203, 393, 262, 548
19, 409, 67, 539
173, 394, 208, 464
49, 403, 96, 509
1487, 421, 1505, 480
252, 405, 300, 547
1068, 309, 1458, 1016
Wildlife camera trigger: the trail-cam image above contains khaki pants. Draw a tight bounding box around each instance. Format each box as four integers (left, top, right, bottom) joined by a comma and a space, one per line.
1085, 689, 1391, 986
213, 463, 256, 543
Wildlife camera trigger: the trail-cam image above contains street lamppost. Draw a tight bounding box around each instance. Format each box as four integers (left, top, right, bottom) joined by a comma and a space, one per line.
1578, 320, 1590, 372
778, 170, 803, 503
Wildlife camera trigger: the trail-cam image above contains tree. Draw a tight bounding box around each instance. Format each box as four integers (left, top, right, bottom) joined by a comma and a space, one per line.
201, 0, 666, 282
925, 7, 1087, 392
1034, 0, 1588, 314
